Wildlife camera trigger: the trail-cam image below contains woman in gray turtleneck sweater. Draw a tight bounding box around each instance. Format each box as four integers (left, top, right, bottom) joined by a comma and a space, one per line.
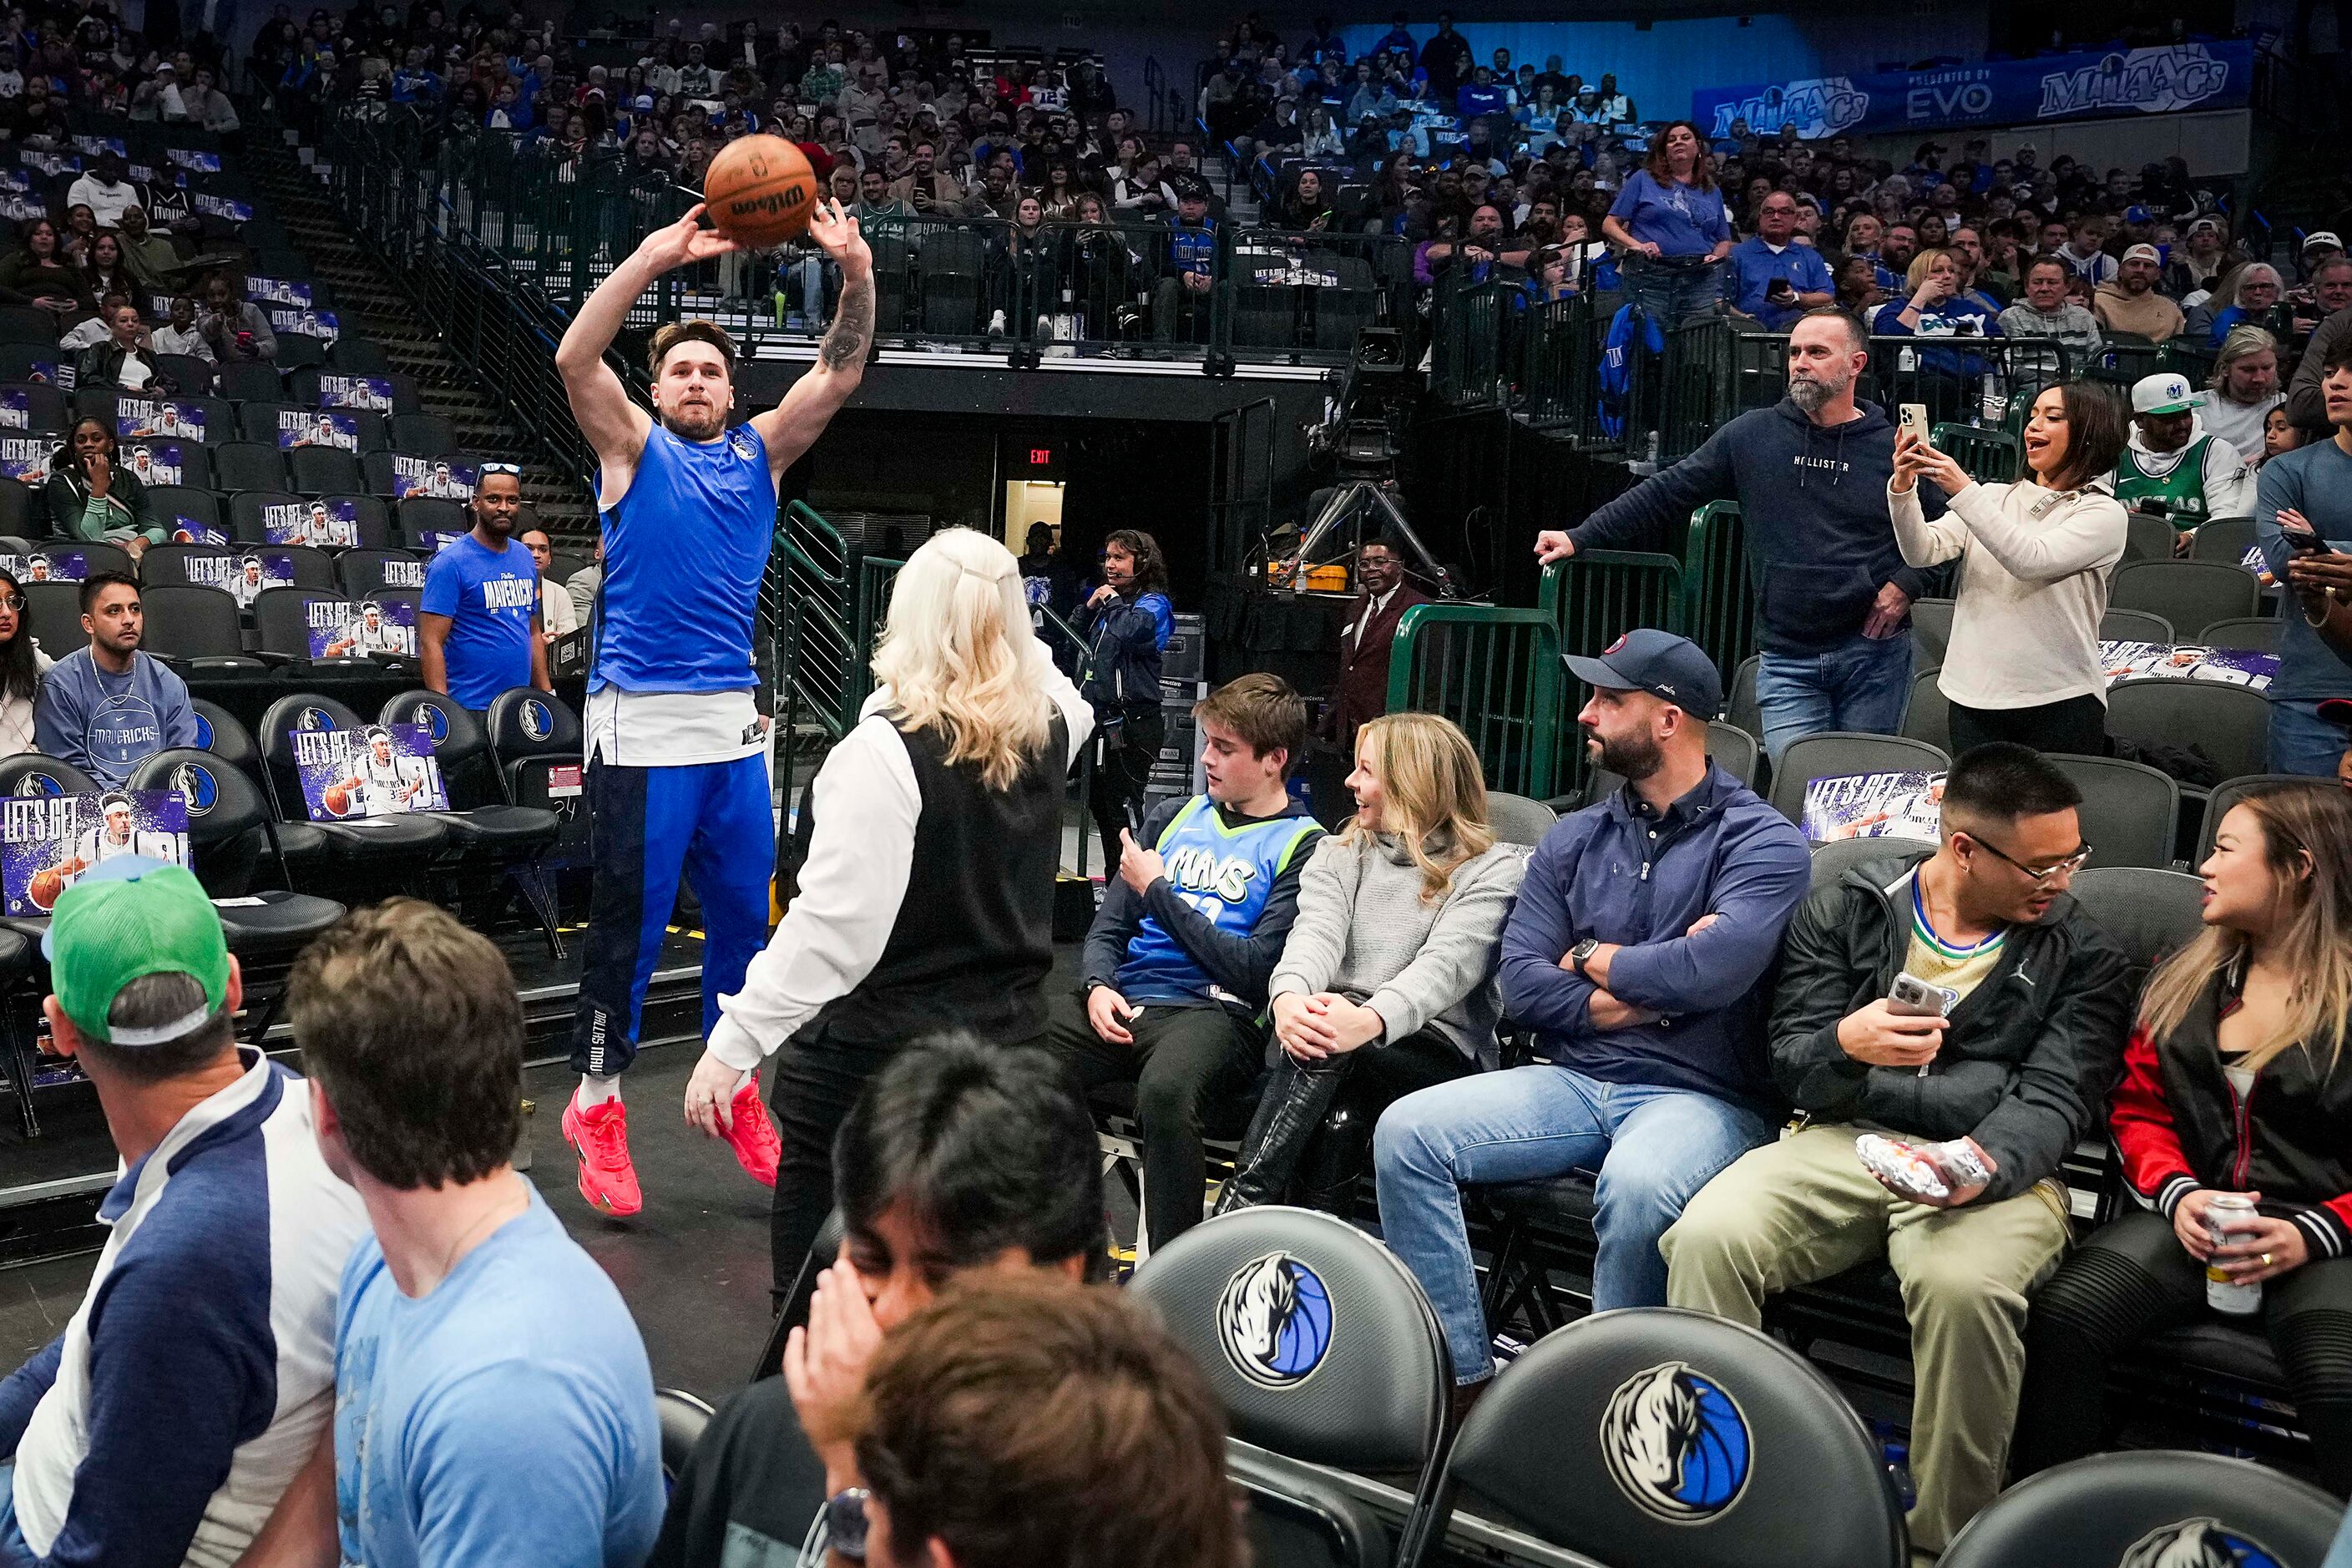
1215, 712, 1526, 1213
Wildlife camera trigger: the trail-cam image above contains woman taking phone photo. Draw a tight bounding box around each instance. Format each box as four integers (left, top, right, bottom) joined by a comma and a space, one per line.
1213, 712, 1525, 1214
1889, 382, 2128, 755
2013, 781, 2352, 1499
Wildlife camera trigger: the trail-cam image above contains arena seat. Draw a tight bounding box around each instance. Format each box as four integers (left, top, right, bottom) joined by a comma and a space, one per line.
1936, 1451, 2339, 1568
1400, 1308, 1905, 1568
1485, 792, 1555, 848
1767, 734, 1952, 832
1133, 1209, 1448, 1568
152, 355, 215, 396
326, 337, 394, 375
2198, 615, 2283, 655
0, 923, 35, 1135
2120, 510, 2176, 564
125, 748, 346, 958
139, 583, 268, 673
254, 692, 452, 869
2185, 514, 2257, 566
215, 362, 286, 403
23, 580, 82, 662
0, 753, 99, 800
2043, 753, 2178, 871
0, 482, 46, 541
0, 382, 68, 430
378, 690, 564, 952
228, 490, 306, 544
0, 306, 58, 345
211, 441, 291, 493
145, 486, 222, 534
2195, 774, 2306, 862
397, 495, 467, 546
287, 445, 364, 497
1899, 670, 1951, 751
2066, 866, 2203, 984
251, 585, 357, 664
2105, 678, 2270, 785
1808, 834, 1935, 892
655, 1389, 716, 1489
390, 412, 457, 457
2108, 559, 2260, 638
2098, 606, 2176, 645
1727, 655, 1761, 738
337, 547, 426, 595
190, 696, 329, 876
483, 686, 586, 818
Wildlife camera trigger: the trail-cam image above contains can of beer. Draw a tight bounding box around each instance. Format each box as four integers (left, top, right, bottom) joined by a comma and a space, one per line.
2204, 1192, 2263, 1316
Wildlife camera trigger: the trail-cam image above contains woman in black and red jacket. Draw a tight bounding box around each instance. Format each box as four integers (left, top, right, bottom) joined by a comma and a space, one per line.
2013, 779, 2352, 1496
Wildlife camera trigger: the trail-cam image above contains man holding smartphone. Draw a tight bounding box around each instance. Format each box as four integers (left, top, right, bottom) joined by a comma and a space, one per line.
1726, 193, 1834, 331
2258, 336, 2352, 775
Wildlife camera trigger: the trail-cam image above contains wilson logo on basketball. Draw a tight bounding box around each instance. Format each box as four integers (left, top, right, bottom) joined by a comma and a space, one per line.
728, 185, 808, 218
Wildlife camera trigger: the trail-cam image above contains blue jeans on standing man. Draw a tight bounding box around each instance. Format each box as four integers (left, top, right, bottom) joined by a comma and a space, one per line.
1753, 630, 1916, 762
1372, 1064, 1774, 1383
2266, 697, 2348, 777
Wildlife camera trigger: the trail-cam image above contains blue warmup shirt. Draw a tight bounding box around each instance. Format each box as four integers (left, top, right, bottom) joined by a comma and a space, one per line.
334, 1189, 664, 1568
1607, 169, 1730, 258
1114, 794, 1323, 1005
591, 422, 776, 695
32, 647, 199, 787
2258, 438, 2352, 702
1498, 766, 1812, 1106
1727, 235, 1834, 330
421, 532, 539, 710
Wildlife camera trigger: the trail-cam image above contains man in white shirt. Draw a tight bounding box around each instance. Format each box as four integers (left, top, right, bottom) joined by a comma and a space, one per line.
519, 527, 580, 639
64, 149, 138, 229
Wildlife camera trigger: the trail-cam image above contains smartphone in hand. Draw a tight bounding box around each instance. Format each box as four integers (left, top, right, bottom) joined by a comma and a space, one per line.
2281, 522, 2334, 554
1897, 402, 1930, 444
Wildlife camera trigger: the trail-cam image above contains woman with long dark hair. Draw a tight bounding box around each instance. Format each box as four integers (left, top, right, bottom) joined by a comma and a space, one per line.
1075, 528, 1173, 868
1601, 119, 1730, 325
2014, 781, 2352, 1497
81, 230, 134, 304
0, 565, 51, 756
46, 417, 164, 555
0, 219, 94, 320
1889, 382, 2127, 755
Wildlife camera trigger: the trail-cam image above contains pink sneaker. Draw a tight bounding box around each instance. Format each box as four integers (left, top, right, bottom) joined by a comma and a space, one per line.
721, 1080, 781, 1188
562, 1095, 643, 1216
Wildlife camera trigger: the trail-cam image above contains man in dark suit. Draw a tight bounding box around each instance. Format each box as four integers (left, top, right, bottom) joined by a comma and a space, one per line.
1328, 537, 1429, 754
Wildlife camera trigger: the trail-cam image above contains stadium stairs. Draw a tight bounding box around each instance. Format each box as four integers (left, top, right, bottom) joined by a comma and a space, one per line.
249, 134, 594, 538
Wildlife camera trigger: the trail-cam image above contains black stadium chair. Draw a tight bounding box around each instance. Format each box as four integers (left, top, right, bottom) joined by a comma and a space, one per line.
322, 494, 394, 549
2196, 774, 2307, 862
23, 579, 82, 662
397, 495, 466, 547
72, 388, 121, 429
0, 381, 68, 430
237, 401, 303, 443
1485, 792, 1555, 848
0, 346, 60, 383
276, 336, 328, 370
2186, 513, 2257, 565
338, 547, 427, 595
228, 490, 305, 544
137, 544, 221, 586
655, 1389, 716, 1489
2107, 559, 2261, 639
389, 412, 457, 458
146, 484, 221, 534
2104, 678, 2271, 785
0, 752, 99, 800
0, 306, 59, 344
1899, 669, 1951, 751
125, 748, 346, 958
2198, 615, 2283, 655
484, 686, 585, 819
189, 695, 330, 881
0, 480, 46, 540
277, 546, 341, 591
1408, 1308, 1904, 1568
380, 690, 564, 953
253, 692, 451, 869
1938, 1451, 2340, 1568
1132, 1208, 1448, 1568
63, 542, 134, 581
2043, 753, 2178, 871
215, 362, 286, 403
139, 583, 268, 672
326, 337, 393, 375
211, 441, 291, 493
2067, 867, 2205, 985
152, 354, 215, 396
2120, 509, 2174, 564
287, 445, 364, 498
2098, 606, 2176, 645
1768, 733, 1952, 833
1808, 834, 1936, 892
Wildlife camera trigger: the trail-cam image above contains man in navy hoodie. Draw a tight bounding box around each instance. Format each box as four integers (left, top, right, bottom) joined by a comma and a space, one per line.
1538, 308, 1941, 760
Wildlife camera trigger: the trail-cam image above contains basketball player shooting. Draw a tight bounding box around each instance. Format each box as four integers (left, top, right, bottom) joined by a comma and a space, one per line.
553, 197, 872, 1216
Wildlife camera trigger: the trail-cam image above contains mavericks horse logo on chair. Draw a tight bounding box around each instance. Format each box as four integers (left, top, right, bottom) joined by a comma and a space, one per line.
1216, 1252, 1333, 1390
2117, 1518, 2284, 1568
1599, 1361, 1753, 1525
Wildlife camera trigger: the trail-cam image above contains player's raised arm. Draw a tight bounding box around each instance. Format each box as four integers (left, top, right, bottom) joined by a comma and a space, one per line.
751, 200, 873, 475
555, 205, 738, 486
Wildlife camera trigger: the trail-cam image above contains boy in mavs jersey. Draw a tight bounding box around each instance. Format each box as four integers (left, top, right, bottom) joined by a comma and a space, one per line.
2114, 372, 2253, 533
555, 196, 873, 1215
1043, 674, 1321, 1254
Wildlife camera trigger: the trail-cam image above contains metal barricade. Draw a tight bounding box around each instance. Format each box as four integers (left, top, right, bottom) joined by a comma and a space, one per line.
1540, 551, 1686, 794
1385, 604, 1565, 800
770, 502, 861, 744
1931, 422, 2023, 483
1676, 502, 1758, 683
1429, 271, 1513, 410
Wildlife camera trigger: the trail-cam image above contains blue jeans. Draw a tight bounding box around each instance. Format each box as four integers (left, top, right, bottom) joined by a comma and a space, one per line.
0, 1461, 22, 1558
1621, 254, 1723, 326
2267, 696, 2348, 777
1753, 630, 1916, 761
1372, 1065, 1773, 1382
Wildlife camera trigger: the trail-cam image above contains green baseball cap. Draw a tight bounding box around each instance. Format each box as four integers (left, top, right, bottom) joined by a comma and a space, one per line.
43, 858, 230, 1046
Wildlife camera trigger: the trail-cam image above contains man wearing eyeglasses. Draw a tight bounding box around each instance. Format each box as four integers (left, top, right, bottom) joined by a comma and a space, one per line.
1662, 741, 2136, 1559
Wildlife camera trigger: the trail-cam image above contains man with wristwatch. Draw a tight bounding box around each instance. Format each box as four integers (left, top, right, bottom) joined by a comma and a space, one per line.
1373, 631, 1813, 1404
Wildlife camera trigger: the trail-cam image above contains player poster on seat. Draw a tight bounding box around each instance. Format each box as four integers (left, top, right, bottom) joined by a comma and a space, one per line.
170, 516, 230, 547
118, 399, 207, 443
185, 551, 295, 607
0, 438, 48, 484
414, 529, 466, 554
246, 276, 312, 306
2, 790, 190, 916
305, 596, 417, 659
121, 440, 190, 486
268, 307, 339, 341
0, 390, 29, 429
1802, 771, 1947, 843
2099, 640, 2277, 690
291, 721, 448, 821
263, 498, 360, 547
277, 409, 358, 450
1, 550, 88, 583
392, 456, 477, 500
377, 556, 427, 589
317, 375, 393, 412
193, 193, 255, 224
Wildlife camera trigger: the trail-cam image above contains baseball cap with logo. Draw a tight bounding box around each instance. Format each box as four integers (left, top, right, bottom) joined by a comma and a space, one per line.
2131, 372, 2197, 416
43, 857, 230, 1046
1562, 629, 1724, 721
2304, 230, 2344, 254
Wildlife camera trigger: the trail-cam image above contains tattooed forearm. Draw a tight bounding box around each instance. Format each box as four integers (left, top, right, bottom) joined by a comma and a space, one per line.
820, 273, 873, 373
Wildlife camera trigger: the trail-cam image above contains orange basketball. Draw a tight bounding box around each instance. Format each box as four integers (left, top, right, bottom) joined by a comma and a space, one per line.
324, 782, 351, 817
703, 134, 819, 248
28, 867, 60, 912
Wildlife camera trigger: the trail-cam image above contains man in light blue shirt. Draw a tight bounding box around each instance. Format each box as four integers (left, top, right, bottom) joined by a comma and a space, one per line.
33, 572, 199, 787
1727, 191, 1834, 331
271, 899, 664, 1568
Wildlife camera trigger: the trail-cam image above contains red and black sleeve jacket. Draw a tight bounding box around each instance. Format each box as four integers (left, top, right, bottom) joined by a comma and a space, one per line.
2111, 960, 2352, 1262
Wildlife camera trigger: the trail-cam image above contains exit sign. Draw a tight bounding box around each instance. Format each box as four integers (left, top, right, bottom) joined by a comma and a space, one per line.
1029, 448, 1053, 466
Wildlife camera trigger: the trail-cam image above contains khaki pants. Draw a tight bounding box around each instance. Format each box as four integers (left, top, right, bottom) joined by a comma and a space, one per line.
1659, 1124, 2072, 1557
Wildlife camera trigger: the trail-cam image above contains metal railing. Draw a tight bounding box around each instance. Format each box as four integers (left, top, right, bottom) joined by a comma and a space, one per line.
1386, 603, 1564, 800
1540, 552, 1687, 795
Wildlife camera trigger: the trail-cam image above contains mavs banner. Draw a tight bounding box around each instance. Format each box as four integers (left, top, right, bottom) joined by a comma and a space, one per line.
1692, 41, 2251, 141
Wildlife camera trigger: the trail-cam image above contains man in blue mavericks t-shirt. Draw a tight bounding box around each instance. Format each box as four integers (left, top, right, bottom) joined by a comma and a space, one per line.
419, 465, 549, 710
34, 572, 199, 787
